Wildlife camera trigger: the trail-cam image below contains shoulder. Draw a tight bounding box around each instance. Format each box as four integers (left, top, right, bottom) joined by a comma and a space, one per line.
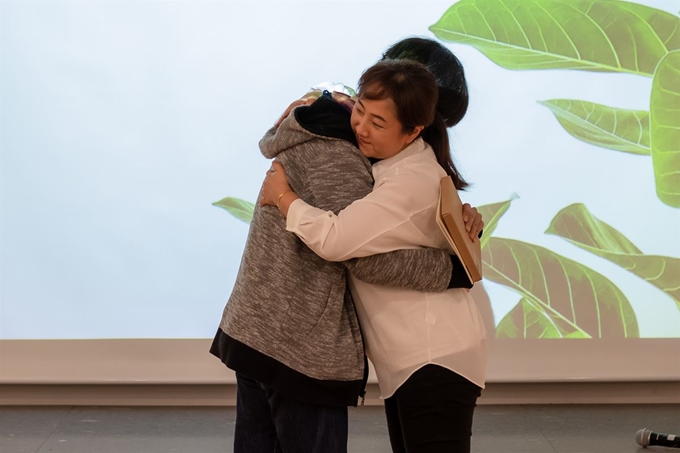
380, 146, 444, 204
376, 170, 440, 212
389, 146, 443, 183
281, 137, 372, 198
307, 138, 371, 174
278, 130, 365, 166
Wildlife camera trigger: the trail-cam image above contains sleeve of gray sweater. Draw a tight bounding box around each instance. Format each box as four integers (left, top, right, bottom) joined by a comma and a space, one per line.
263, 112, 455, 294
346, 248, 454, 292
299, 136, 453, 293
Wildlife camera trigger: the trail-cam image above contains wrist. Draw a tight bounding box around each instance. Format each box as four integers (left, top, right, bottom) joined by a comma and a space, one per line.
276, 189, 292, 209
277, 190, 299, 217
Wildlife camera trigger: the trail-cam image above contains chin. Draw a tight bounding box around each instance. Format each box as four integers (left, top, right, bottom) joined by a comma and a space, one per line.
358, 146, 373, 158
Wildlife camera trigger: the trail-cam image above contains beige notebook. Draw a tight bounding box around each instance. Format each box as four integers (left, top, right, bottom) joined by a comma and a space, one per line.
436, 176, 483, 283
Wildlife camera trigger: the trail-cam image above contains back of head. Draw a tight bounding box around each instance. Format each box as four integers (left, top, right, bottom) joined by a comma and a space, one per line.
382, 37, 469, 128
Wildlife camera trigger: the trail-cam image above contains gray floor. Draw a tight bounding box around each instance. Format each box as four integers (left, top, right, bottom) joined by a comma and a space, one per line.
1, 405, 678, 453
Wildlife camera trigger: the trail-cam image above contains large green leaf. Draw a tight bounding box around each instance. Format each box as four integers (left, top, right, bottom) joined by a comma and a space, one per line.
650, 50, 680, 207
213, 197, 254, 223
483, 237, 639, 338
430, 0, 680, 76
546, 203, 680, 310
497, 297, 590, 338
540, 99, 650, 155
477, 194, 518, 248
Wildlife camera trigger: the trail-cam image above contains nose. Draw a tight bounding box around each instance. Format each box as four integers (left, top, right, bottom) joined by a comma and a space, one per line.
354, 117, 369, 138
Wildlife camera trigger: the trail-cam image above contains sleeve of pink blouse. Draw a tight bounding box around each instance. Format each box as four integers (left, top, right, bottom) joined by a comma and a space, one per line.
285, 171, 435, 261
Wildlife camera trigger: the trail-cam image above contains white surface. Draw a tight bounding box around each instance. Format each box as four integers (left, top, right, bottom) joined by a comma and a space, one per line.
1, 0, 679, 382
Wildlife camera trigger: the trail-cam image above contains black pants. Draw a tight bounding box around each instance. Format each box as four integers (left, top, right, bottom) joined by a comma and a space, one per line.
234, 373, 348, 453
384, 365, 481, 453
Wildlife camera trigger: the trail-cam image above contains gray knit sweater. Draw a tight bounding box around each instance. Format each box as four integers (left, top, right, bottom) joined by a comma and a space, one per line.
219, 100, 452, 383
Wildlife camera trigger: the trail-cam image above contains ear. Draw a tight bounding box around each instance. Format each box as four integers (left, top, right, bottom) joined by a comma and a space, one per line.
406, 125, 425, 144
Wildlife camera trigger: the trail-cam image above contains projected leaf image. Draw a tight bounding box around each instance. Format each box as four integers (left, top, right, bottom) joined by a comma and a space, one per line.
429, 0, 680, 76
539, 100, 650, 155
431, 0, 680, 207
212, 197, 254, 223
547, 203, 680, 311
468, 196, 639, 338
541, 48, 680, 207
485, 237, 639, 338
477, 194, 518, 248
426, 0, 678, 338
651, 50, 680, 208
217, 0, 680, 340
497, 298, 590, 339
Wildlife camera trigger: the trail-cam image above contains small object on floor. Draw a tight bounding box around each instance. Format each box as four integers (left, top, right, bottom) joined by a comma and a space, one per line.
636, 428, 680, 449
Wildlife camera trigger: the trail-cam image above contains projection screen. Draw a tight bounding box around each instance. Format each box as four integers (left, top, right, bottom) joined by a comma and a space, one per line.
1, 0, 679, 385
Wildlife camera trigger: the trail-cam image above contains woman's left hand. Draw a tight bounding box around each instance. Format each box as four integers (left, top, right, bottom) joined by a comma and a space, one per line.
462, 203, 484, 242
274, 97, 315, 127
260, 161, 292, 207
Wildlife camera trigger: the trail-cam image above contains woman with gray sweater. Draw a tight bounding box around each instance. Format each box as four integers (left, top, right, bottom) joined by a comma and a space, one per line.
210, 87, 470, 452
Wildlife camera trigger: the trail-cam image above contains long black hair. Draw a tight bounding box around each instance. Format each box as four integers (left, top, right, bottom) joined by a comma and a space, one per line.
381, 37, 469, 189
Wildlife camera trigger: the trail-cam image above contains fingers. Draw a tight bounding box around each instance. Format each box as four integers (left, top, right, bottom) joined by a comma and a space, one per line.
461, 203, 484, 242
257, 185, 266, 206
274, 101, 301, 127
463, 205, 478, 232
476, 216, 485, 232
469, 215, 484, 241
264, 161, 284, 178
259, 160, 290, 208
274, 98, 315, 127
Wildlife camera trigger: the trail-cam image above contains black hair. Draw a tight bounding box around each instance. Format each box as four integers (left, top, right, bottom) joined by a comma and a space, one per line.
381, 37, 469, 189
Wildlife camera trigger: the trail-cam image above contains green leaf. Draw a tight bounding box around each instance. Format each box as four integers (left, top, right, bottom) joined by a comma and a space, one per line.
212, 197, 254, 223
650, 50, 680, 207
430, 0, 680, 76
546, 203, 680, 311
344, 85, 357, 97
539, 99, 650, 155
477, 194, 518, 249
483, 237, 639, 338
497, 297, 590, 338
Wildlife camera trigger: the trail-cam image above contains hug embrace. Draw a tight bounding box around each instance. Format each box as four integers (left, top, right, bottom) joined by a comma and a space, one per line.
211, 37, 488, 453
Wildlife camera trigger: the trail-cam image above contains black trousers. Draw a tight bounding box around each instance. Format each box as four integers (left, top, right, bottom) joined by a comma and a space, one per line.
384, 365, 482, 453
234, 373, 348, 453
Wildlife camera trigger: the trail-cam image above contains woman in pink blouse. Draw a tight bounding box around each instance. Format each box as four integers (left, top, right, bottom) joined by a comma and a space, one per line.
261, 56, 487, 453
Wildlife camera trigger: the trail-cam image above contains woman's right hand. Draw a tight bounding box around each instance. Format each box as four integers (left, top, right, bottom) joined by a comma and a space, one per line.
260, 161, 299, 217
462, 203, 484, 242
274, 97, 315, 127
260, 161, 292, 207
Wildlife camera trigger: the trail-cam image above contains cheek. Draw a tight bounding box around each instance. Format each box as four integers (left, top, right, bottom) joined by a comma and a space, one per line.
377, 134, 400, 156
350, 114, 358, 133
375, 131, 389, 148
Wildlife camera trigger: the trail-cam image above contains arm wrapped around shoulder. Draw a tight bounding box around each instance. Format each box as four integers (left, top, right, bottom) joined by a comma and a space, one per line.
345, 248, 455, 292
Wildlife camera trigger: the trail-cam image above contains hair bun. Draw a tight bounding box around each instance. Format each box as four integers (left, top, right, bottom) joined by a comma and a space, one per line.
437, 85, 468, 128
383, 37, 469, 128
